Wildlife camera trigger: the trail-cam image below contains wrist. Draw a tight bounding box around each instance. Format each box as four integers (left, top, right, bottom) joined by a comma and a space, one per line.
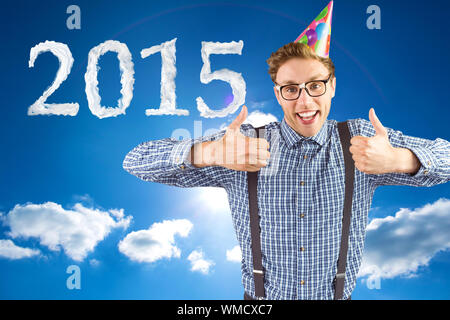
190, 140, 217, 168
393, 147, 421, 174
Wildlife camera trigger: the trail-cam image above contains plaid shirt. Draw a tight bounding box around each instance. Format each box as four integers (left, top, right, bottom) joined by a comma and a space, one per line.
123, 117, 449, 300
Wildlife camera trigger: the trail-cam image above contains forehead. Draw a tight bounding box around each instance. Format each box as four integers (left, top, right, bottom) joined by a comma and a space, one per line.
276, 58, 328, 84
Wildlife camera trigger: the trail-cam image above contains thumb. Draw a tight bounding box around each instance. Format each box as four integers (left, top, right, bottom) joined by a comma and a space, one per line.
369, 108, 387, 137
227, 105, 248, 132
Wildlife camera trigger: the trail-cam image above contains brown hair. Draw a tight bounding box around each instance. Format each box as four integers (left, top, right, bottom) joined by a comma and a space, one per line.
266, 42, 335, 83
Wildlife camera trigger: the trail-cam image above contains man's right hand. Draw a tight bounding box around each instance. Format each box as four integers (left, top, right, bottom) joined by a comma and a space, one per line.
192, 105, 271, 172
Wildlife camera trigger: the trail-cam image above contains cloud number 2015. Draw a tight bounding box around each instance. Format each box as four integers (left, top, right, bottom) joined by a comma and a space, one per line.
28, 39, 246, 119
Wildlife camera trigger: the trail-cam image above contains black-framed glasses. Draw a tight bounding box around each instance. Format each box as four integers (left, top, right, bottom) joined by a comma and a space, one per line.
275, 74, 332, 100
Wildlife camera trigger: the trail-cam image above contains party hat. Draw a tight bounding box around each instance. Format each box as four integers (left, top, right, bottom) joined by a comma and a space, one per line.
294, 1, 333, 58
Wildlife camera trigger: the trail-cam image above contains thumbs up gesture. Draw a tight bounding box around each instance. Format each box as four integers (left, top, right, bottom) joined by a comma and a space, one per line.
349, 108, 397, 174
212, 105, 271, 172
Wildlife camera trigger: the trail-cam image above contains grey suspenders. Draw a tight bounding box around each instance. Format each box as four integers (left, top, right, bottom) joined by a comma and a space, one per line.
334, 121, 355, 299
246, 121, 355, 300
247, 127, 265, 298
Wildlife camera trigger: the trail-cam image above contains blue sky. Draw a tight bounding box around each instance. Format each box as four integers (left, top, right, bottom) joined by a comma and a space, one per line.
0, 0, 449, 299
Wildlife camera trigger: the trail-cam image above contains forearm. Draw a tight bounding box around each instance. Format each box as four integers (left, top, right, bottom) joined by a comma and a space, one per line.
357, 117, 450, 187
393, 147, 421, 175
123, 139, 189, 182
123, 137, 229, 188
189, 140, 217, 168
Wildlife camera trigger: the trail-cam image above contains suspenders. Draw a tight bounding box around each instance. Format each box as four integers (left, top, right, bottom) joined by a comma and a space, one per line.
334, 121, 355, 299
246, 121, 355, 300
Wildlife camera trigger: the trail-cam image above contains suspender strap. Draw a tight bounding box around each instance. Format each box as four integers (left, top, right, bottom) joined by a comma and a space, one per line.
247, 125, 266, 299
334, 121, 355, 300
246, 122, 354, 300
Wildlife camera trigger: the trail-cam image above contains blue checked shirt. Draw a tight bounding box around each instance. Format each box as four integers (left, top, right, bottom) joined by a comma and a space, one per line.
123, 117, 450, 300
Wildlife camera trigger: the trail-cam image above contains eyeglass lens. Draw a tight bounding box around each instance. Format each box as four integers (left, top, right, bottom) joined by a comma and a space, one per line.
281, 81, 326, 99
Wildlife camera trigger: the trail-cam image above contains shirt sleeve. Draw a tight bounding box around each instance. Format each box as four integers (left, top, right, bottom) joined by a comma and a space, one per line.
356, 118, 450, 187
122, 129, 235, 189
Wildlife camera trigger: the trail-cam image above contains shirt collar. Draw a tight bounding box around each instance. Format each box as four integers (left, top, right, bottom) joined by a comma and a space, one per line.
280, 117, 329, 148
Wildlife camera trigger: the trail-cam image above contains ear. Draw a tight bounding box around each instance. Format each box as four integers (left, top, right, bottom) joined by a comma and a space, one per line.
330, 76, 336, 98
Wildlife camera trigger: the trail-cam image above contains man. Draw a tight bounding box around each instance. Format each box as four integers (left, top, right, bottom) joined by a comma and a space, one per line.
123, 41, 449, 299
123, 5, 449, 300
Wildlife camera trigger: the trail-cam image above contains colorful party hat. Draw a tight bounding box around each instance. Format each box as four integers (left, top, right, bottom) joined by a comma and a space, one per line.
294, 1, 333, 58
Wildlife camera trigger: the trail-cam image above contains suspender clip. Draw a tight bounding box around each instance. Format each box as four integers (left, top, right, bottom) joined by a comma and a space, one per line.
253, 269, 264, 275
335, 272, 345, 279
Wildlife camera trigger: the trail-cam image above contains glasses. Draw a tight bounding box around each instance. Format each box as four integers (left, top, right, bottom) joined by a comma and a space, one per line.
275, 74, 332, 100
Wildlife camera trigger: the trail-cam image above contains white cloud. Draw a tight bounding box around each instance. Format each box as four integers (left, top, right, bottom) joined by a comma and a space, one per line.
89, 258, 100, 267
246, 99, 273, 110
4, 201, 131, 261
189, 187, 230, 215
226, 245, 242, 263
196, 41, 245, 118
72, 194, 95, 206
219, 110, 279, 131
0, 239, 40, 260
359, 198, 450, 281
118, 219, 193, 263
243, 110, 278, 128
141, 38, 189, 116
187, 249, 214, 274
85, 40, 135, 119
28, 41, 79, 116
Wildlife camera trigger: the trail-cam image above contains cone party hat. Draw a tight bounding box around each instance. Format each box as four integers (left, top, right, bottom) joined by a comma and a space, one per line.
294, 1, 333, 58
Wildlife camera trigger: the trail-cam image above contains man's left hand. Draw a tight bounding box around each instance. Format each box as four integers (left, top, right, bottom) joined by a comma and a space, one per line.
349, 108, 397, 174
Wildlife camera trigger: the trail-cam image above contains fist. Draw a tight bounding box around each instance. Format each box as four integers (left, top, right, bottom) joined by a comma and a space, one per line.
213, 105, 271, 172
349, 108, 396, 174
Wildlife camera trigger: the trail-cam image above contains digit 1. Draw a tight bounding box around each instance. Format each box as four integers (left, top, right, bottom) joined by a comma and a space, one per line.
140, 38, 189, 116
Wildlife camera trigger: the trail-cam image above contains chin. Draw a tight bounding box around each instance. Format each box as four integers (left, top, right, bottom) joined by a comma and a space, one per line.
298, 123, 322, 137
299, 129, 316, 137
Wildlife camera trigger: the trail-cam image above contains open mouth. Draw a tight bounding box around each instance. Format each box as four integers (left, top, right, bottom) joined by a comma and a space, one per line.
296, 110, 319, 124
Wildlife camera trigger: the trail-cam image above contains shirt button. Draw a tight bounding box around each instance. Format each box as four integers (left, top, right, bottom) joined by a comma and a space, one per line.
300, 213, 305, 218
300, 181, 305, 186
300, 280, 305, 285
300, 247, 305, 252
180, 164, 185, 170
303, 155, 308, 160
424, 169, 429, 175
427, 160, 431, 166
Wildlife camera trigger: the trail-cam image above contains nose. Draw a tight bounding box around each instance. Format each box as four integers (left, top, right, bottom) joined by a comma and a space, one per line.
297, 87, 312, 106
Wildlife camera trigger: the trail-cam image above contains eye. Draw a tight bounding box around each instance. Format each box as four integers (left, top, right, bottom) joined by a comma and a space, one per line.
308, 82, 323, 91
284, 85, 298, 93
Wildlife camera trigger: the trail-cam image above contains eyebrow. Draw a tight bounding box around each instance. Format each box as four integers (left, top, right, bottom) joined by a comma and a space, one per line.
279, 74, 326, 85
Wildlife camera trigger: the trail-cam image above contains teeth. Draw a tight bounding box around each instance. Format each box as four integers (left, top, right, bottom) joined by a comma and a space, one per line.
297, 111, 317, 118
